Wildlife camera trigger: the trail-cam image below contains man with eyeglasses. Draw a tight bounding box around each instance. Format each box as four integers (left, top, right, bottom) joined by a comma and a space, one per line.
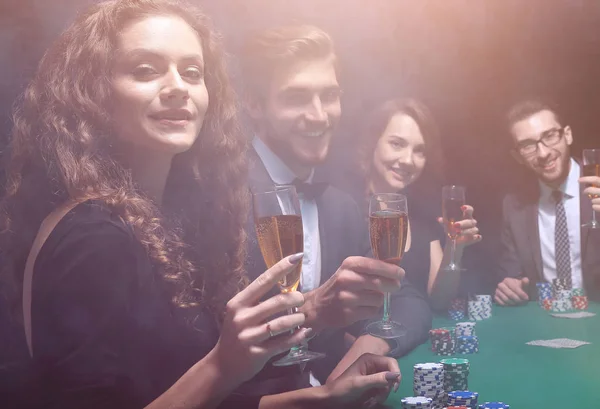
494, 100, 600, 305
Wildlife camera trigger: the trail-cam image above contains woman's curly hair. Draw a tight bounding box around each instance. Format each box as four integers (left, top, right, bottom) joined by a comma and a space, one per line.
0, 0, 249, 321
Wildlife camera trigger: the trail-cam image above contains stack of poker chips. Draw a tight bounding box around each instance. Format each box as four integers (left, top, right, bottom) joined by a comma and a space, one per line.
413, 363, 446, 409
467, 296, 491, 321
448, 298, 467, 320
571, 288, 588, 310
429, 328, 455, 355
401, 396, 433, 409
551, 300, 571, 312
440, 358, 470, 392
456, 335, 479, 354
455, 322, 476, 337
478, 402, 510, 409
572, 295, 589, 310
447, 391, 479, 408
536, 282, 553, 309
551, 288, 573, 312
552, 278, 571, 296
540, 298, 553, 310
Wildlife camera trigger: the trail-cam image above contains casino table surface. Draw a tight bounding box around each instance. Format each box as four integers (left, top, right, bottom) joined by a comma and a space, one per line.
385, 301, 600, 409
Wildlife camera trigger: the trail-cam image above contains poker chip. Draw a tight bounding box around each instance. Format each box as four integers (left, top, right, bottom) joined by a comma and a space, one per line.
430, 328, 457, 355
551, 299, 572, 312
413, 363, 446, 408
449, 297, 467, 321
536, 282, 552, 307
447, 391, 479, 409
541, 299, 553, 311
552, 278, 571, 297
401, 396, 433, 409
478, 402, 510, 409
441, 358, 470, 392
556, 289, 573, 301
468, 300, 491, 321
449, 310, 467, 320
455, 322, 476, 337
433, 339, 456, 356
572, 295, 589, 310
429, 329, 453, 353
456, 336, 479, 354
571, 288, 585, 296
474, 295, 492, 308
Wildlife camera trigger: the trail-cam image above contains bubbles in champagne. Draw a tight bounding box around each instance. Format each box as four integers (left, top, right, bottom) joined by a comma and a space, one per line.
255, 215, 303, 292
369, 210, 408, 264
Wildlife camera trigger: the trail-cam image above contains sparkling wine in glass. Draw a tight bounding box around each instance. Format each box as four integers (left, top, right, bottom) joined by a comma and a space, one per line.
442, 185, 466, 271
582, 149, 600, 229
253, 186, 325, 366
366, 193, 408, 339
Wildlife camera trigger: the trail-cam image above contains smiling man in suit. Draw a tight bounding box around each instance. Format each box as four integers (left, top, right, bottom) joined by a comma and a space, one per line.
238, 25, 432, 387
495, 99, 600, 305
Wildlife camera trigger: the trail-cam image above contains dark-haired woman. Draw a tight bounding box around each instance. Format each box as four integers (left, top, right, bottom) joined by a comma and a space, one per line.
353, 99, 482, 310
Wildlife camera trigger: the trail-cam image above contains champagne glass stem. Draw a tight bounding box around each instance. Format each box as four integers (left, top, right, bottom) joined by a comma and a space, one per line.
381, 292, 392, 324
449, 236, 457, 268
593, 210, 597, 224
287, 307, 303, 353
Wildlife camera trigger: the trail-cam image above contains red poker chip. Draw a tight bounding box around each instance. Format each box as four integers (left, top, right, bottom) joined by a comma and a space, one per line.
572, 295, 588, 310
541, 299, 553, 310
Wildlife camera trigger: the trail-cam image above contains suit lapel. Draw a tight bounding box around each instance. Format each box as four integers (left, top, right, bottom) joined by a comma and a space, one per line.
247, 147, 276, 193
315, 191, 333, 283
524, 196, 544, 282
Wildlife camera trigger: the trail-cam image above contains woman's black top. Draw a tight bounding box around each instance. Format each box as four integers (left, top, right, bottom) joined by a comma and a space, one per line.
23, 200, 261, 409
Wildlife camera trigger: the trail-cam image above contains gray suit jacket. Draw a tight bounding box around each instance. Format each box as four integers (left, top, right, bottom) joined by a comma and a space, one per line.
497, 164, 600, 300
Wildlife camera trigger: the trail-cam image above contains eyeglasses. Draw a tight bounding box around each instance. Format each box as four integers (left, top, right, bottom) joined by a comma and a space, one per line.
515, 127, 565, 156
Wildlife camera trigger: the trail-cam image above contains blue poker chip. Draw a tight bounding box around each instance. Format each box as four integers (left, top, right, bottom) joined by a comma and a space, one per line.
479, 402, 510, 409
449, 391, 479, 398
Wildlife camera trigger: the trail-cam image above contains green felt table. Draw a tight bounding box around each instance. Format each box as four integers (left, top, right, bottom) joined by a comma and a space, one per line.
385, 302, 600, 409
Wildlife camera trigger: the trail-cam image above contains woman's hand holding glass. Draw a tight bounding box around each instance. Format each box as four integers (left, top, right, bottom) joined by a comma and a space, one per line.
210, 254, 311, 385
437, 204, 482, 249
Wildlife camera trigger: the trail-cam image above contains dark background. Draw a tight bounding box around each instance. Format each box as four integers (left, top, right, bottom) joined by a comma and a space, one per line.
2, 0, 600, 293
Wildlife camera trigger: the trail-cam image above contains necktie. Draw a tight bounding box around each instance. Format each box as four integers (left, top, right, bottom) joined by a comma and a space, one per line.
291, 179, 328, 201
553, 190, 572, 288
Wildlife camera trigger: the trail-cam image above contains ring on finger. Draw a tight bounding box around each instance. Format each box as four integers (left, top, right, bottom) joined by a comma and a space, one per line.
266, 322, 275, 338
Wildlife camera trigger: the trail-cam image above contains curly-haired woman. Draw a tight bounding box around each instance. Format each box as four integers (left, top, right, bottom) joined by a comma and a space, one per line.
0, 1, 401, 408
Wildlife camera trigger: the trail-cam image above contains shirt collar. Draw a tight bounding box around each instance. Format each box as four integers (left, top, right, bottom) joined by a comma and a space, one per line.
252, 136, 315, 185
539, 158, 580, 200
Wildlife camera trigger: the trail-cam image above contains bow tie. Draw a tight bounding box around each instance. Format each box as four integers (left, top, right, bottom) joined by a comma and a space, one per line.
288, 179, 328, 200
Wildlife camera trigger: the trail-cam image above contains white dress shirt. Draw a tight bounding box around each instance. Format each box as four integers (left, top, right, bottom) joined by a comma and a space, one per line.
538, 158, 582, 288
253, 137, 322, 292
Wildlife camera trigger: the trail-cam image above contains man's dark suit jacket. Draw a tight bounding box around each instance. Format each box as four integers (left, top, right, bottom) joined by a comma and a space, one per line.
243, 146, 432, 389
497, 164, 600, 301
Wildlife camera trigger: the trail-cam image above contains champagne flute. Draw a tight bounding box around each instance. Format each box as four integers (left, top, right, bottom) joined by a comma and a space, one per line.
442, 185, 466, 272
582, 149, 600, 229
252, 186, 325, 366
366, 193, 408, 339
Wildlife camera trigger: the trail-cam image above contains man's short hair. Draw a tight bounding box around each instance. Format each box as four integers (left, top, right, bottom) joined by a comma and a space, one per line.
239, 25, 337, 100
507, 99, 562, 130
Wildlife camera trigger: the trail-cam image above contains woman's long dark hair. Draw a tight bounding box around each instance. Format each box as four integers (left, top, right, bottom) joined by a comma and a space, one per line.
0, 0, 249, 321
